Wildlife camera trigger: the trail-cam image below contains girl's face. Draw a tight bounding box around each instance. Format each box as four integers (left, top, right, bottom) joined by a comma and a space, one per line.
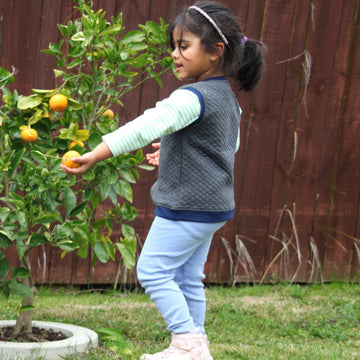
171, 26, 224, 82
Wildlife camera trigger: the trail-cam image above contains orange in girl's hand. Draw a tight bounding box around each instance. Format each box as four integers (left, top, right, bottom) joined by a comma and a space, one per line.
62, 150, 81, 168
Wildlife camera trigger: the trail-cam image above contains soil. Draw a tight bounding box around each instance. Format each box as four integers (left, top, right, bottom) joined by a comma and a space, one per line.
0, 326, 68, 343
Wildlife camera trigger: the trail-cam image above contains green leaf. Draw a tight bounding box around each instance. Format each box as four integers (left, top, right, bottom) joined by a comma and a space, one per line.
119, 202, 137, 222
54, 223, 73, 240
12, 266, 30, 278
0, 252, 9, 279
16, 211, 27, 229
119, 168, 136, 183
116, 238, 136, 269
94, 241, 110, 263
27, 233, 49, 248
71, 31, 86, 41
120, 30, 145, 44
137, 164, 155, 171
58, 123, 87, 139
9, 192, 26, 210
77, 246, 89, 259
88, 131, 102, 150
54, 69, 65, 78
121, 224, 135, 239
9, 279, 33, 298
119, 70, 138, 78
48, 40, 64, 54
74, 222, 90, 242
146, 20, 162, 32
0, 230, 12, 250
118, 180, 133, 202
127, 42, 147, 52
100, 182, 111, 200
20, 305, 35, 312
70, 201, 87, 217
82, 168, 96, 181
132, 53, 149, 68
67, 58, 83, 69
15, 237, 26, 260
69, 45, 87, 58
99, 25, 124, 37
57, 239, 78, 253
32, 88, 55, 95
41, 48, 58, 57
90, 190, 100, 209
91, 218, 107, 230
108, 171, 119, 185
17, 95, 42, 109
98, 327, 127, 340
57, 24, 69, 38
0, 66, 15, 86
64, 186, 77, 215
67, 98, 82, 111
36, 214, 59, 224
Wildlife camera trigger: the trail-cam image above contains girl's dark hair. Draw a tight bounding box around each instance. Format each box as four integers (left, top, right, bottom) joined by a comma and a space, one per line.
168, 1, 266, 91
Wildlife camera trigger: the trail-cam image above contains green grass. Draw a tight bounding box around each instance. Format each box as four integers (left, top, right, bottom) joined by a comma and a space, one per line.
1, 282, 360, 359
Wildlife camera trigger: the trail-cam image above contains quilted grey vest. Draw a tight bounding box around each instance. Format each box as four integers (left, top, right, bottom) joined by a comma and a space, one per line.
151, 78, 240, 215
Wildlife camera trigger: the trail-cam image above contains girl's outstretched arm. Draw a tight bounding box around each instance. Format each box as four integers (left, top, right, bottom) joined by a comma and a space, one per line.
61, 141, 113, 175
146, 142, 160, 166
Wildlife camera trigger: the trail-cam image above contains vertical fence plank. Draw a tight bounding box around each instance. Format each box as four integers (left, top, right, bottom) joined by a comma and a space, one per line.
209, 0, 263, 283
321, 0, 360, 281
0, 0, 42, 94
231, 0, 301, 283
263, 0, 313, 283
34, 0, 63, 89
309, 0, 360, 282
283, 0, 349, 282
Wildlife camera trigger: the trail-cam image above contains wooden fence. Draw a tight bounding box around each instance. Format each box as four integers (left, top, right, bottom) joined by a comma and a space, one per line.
1, 0, 360, 284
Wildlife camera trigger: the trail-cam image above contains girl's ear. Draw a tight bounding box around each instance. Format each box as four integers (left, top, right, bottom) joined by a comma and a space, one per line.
209, 42, 225, 62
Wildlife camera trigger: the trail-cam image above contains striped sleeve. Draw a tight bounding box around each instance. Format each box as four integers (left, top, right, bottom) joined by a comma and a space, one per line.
102, 89, 201, 156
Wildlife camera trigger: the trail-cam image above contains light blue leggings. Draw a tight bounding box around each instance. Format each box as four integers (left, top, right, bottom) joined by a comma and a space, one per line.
137, 216, 226, 334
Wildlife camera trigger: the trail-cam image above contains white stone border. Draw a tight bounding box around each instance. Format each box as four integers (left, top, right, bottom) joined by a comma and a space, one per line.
0, 320, 98, 360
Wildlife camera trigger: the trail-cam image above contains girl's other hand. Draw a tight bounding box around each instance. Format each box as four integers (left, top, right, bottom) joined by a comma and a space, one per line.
146, 142, 160, 166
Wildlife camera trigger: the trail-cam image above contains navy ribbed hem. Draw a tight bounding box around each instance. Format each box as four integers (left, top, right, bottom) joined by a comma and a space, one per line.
154, 206, 234, 223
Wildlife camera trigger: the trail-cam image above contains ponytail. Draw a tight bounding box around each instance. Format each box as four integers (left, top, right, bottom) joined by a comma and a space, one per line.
235, 39, 266, 92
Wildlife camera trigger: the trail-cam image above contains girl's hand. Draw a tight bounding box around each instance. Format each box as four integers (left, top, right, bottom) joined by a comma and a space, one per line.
61, 152, 96, 175
146, 142, 160, 166
61, 141, 113, 175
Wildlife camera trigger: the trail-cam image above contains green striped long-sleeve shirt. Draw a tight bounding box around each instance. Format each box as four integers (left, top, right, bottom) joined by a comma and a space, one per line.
103, 88, 240, 156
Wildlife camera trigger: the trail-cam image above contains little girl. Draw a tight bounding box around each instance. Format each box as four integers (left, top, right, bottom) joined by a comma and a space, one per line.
62, 1, 265, 359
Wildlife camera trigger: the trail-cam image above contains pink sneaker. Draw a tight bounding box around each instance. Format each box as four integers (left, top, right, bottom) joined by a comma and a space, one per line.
140, 332, 213, 360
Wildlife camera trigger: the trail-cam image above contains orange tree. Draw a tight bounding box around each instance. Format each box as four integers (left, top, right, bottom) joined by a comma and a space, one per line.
0, 0, 173, 334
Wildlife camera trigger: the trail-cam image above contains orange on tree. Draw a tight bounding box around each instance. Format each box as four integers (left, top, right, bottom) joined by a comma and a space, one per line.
69, 140, 84, 149
62, 150, 81, 168
49, 94, 68, 112
20, 127, 38, 142
101, 109, 114, 119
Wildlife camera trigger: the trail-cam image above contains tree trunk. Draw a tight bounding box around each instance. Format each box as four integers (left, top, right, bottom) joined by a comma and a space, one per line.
13, 294, 33, 334
13, 255, 37, 337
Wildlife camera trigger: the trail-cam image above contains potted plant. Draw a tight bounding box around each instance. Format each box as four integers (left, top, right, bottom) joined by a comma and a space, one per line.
0, 0, 172, 358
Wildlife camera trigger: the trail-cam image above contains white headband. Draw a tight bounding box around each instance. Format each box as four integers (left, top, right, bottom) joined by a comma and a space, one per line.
188, 5, 229, 46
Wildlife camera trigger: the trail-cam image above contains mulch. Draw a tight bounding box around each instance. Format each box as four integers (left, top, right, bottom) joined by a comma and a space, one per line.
0, 326, 68, 342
